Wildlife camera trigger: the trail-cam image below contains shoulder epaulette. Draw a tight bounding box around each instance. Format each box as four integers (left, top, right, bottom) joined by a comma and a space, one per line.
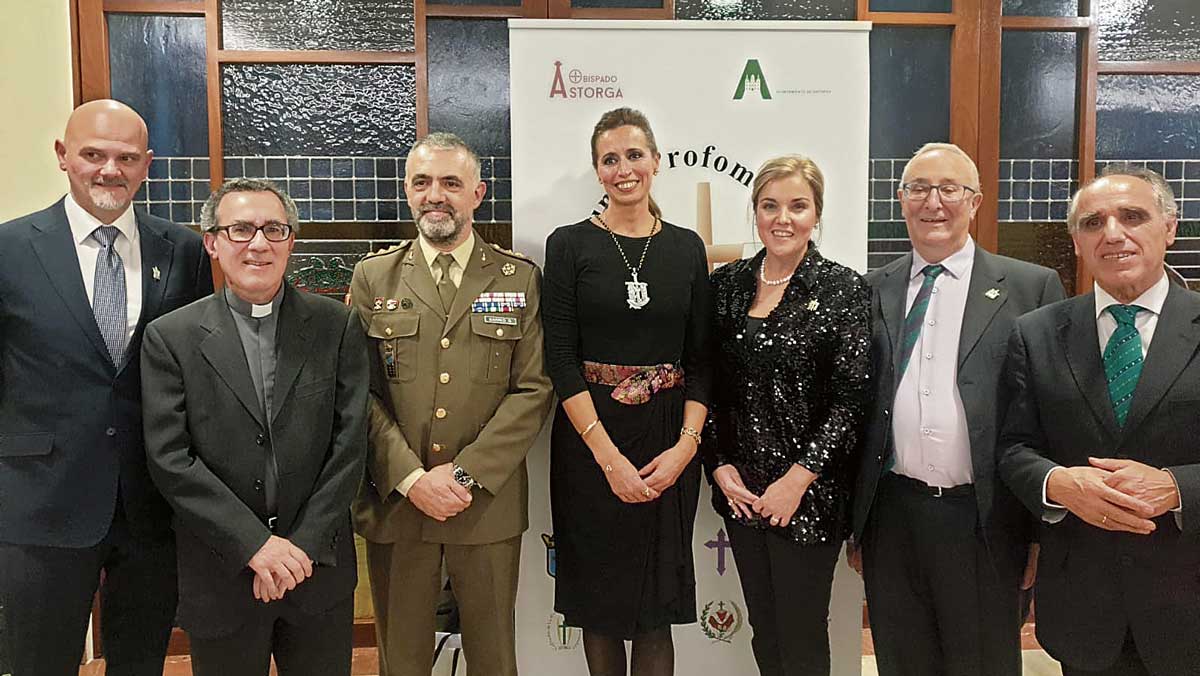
361, 240, 413, 261
490, 242, 532, 261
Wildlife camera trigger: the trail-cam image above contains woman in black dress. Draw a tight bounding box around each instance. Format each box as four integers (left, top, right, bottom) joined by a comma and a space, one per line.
542, 107, 712, 676
704, 156, 871, 676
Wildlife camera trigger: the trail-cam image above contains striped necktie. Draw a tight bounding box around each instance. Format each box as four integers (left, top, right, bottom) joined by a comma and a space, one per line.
1104, 304, 1144, 427
896, 264, 945, 380
91, 226, 127, 366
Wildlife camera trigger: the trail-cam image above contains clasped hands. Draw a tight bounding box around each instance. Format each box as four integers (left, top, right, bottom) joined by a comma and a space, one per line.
1047, 457, 1181, 534
602, 440, 696, 504
408, 462, 473, 522
713, 463, 816, 528
248, 535, 313, 603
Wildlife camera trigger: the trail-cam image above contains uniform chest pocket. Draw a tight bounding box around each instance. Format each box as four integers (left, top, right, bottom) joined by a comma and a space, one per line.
367, 313, 420, 383
469, 314, 523, 384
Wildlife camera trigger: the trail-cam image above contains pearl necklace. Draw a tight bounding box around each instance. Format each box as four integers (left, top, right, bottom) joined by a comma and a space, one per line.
759, 259, 794, 286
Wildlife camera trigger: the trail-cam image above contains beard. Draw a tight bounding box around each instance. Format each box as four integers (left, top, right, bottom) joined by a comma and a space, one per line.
89, 182, 130, 212
415, 204, 468, 246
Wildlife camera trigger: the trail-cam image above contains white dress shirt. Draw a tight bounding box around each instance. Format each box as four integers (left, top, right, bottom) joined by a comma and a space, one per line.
1041, 273, 1183, 525
64, 193, 143, 347
396, 231, 476, 496
892, 238, 976, 487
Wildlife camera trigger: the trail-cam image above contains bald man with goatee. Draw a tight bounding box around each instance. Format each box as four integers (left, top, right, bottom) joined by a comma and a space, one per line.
0, 100, 212, 676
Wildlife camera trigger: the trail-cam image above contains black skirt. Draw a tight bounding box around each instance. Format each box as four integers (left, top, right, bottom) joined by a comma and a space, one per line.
549, 383, 701, 639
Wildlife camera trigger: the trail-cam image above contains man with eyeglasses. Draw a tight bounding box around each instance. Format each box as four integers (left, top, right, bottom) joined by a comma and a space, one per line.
141, 177, 369, 676
998, 166, 1200, 676
849, 143, 1065, 676
0, 100, 212, 676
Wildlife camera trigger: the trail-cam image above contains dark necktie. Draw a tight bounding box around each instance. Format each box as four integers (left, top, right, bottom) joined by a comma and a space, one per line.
435, 253, 457, 314
91, 226, 127, 366
896, 264, 945, 380
1104, 304, 1144, 427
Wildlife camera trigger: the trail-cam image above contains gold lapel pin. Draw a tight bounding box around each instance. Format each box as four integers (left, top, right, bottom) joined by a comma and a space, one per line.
152, 266, 161, 281
502, 263, 516, 276
806, 299, 820, 311
985, 288, 1000, 300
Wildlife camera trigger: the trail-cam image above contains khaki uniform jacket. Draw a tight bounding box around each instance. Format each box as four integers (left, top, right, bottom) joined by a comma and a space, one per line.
350, 233, 554, 545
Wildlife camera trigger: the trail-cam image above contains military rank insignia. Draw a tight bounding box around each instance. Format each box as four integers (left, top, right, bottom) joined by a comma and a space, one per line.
471, 292, 526, 313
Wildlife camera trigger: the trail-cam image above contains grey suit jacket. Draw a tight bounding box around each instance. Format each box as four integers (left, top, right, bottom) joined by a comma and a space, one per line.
852, 246, 1065, 574
142, 284, 369, 638
999, 285, 1200, 674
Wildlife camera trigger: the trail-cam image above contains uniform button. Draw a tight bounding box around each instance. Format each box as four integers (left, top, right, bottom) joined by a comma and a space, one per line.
256, 434, 266, 446
925, 353, 933, 359
435, 408, 447, 419
927, 319, 936, 326
440, 338, 451, 349
922, 428, 932, 435
439, 372, 450, 384
254, 479, 264, 491
931, 287, 939, 294
432, 443, 443, 453
876, 455, 883, 462
105, 427, 116, 437
495, 328, 505, 337
922, 389, 930, 396
883, 409, 890, 418
385, 327, 393, 336
927, 464, 935, 472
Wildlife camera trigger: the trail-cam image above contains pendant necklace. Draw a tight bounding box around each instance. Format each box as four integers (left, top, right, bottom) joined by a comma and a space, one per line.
597, 212, 658, 310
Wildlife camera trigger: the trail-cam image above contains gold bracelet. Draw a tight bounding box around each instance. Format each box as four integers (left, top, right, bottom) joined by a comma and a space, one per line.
580, 418, 601, 439
680, 425, 702, 445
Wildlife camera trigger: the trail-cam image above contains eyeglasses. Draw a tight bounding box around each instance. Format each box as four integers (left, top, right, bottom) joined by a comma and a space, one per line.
208, 222, 293, 242
900, 182, 978, 204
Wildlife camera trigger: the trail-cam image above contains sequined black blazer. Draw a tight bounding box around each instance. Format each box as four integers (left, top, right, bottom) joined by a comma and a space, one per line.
703, 245, 871, 544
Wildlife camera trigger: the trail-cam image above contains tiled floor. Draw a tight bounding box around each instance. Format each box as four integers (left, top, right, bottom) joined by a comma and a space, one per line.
82, 631, 1067, 675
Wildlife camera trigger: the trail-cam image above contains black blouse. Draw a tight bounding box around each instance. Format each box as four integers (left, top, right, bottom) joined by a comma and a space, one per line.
703, 245, 872, 544
541, 219, 713, 406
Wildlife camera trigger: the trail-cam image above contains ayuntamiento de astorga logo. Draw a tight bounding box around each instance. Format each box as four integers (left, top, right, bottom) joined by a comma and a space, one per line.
733, 59, 772, 100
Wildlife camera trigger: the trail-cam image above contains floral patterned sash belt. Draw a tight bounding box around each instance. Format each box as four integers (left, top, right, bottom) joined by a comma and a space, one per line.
582, 361, 685, 405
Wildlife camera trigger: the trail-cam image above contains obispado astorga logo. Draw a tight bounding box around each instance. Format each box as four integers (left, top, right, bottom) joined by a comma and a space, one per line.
549, 60, 624, 100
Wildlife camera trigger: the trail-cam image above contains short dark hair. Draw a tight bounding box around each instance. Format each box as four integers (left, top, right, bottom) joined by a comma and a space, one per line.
408, 132, 481, 184
200, 177, 300, 235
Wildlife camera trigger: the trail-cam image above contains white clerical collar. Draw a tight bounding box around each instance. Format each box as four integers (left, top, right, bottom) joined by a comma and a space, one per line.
1094, 271, 1169, 320
226, 284, 284, 318
65, 192, 137, 246
418, 230, 475, 273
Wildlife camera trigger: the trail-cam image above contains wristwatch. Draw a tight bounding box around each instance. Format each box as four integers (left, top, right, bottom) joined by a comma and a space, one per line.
452, 464, 479, 490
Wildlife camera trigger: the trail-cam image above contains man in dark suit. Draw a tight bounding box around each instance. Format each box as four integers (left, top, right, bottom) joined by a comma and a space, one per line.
141, 178, 368, 676
0, 100, 212, 676
850, 143, 1065, 676
999, 165, 1200, 676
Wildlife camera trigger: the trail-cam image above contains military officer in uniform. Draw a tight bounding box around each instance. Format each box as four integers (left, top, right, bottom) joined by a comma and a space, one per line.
350, 132, 554, 676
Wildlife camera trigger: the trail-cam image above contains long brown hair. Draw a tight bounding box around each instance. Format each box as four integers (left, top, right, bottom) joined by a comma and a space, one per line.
589, 107, 663, 219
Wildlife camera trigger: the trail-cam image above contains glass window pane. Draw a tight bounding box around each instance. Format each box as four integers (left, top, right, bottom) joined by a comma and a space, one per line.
869, 0, 951, 12
999, 31, 1077, 225
221, 0, 415, 52
430, 0, 521, 6
1002, 0, 1077, 16
107, 14, 208, 157
676, 0, 853, 20
997, 224, 1076, 294
428, 19, 509, 158
1098, 0, 1200, 62
1097, 75, 1200, 160
222, 64, 417, 156
867, 27, 951, 271
571, 0, 662, 7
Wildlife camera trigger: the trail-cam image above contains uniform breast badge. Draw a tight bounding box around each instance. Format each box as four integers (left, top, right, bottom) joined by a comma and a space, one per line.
502, 263, 516, 276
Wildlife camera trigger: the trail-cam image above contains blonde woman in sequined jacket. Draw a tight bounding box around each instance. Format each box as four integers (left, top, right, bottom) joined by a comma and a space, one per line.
703, 155, 872, 676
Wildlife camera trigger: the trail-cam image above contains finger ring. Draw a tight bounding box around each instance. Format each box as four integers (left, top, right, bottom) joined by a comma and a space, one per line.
1102, 515, 1108, 525
770, 517, 780, 525
728, 500, 736, 508
642, 487, 652, 497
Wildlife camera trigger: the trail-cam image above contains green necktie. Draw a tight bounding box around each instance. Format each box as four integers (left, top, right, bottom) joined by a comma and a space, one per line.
434, 253, 457, 314
896, 264, 945, 380
1104, 304, 1144, 427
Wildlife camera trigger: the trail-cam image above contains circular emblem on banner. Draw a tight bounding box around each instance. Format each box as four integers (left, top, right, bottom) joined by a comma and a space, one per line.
547, 612, 582, 651
699, 600, 744, 643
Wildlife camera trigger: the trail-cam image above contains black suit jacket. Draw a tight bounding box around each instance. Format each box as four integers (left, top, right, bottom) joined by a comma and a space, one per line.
0, 199, 212, 547
141, 285, 369, 638
852, 246, 1065, 575
998, 285, 1200, 675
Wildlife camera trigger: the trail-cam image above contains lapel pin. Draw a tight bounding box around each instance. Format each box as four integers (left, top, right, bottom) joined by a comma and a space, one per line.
386, 299, 398, 311
806, 299, 820, 311
401, 298, 413, 310
152, 266, 161, 281
502, 263, 516, 276
373, 297, 384, 311
984, 288, 1000, 300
